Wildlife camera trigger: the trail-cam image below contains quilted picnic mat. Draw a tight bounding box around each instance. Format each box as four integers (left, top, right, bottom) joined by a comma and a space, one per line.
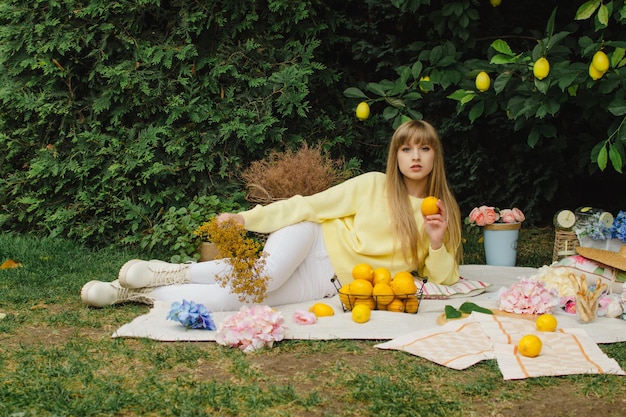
112, 265, 626, 345
375, 312, 625, 379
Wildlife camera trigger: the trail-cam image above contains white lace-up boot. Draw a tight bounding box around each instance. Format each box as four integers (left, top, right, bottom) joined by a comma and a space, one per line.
118, 259, 192, 289
80, 280, 155, 307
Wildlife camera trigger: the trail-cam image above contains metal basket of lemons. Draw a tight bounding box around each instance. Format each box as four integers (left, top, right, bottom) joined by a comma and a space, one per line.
332, 264, 426, 314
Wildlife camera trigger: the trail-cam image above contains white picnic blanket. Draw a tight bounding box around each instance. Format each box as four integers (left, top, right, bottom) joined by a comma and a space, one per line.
375, 312, 625, 379
112, 264, 626, 379
113, 265, 626, 343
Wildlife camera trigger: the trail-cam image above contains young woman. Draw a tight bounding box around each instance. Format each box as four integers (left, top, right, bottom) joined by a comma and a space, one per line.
81, 120, 462, 310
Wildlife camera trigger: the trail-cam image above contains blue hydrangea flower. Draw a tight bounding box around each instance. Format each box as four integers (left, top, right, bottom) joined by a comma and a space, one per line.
167, 299, 216, 330
609, 211, 626, 243
576, 212, 613, 240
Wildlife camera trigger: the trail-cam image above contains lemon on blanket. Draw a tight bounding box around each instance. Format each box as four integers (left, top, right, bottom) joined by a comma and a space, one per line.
352, 304, 371, 323
309, 303, 334, 317
518, 334, 542, 358
535, 313, 557, 332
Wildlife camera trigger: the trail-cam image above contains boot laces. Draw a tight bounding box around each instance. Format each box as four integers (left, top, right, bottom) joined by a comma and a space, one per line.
148, 263, 189, 287
115, 286, 154, 305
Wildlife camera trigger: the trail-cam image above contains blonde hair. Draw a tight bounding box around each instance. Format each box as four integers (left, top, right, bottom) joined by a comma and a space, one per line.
385, 120, 462, 270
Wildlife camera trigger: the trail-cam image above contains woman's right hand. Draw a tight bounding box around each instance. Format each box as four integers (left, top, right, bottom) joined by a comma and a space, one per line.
216, 212, 245, 226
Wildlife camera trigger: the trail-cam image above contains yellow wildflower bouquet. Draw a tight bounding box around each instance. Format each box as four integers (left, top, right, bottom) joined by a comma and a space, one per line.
196, 218, 270, 304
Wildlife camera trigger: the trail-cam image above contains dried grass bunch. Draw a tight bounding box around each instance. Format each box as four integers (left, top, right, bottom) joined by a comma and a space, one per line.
242, 143, 353, 204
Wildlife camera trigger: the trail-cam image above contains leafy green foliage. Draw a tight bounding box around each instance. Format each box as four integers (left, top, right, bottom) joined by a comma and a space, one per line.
0, 0, 357, 246
1, 0, 626, 247
135, 194, 246, 263
344, 0, 626, 222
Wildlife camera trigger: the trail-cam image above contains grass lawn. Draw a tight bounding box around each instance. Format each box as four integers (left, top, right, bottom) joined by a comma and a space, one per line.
1, 229, 625, 417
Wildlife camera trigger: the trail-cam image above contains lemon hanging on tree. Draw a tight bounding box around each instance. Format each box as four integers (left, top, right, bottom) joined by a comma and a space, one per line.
589, 63, 605, 80
355, 101, 370, 121
490, 0, 502, 6
533, 57, 550, 80
419, 75, 431, 93
592, 50, 610, 73
475, 71, 491, 92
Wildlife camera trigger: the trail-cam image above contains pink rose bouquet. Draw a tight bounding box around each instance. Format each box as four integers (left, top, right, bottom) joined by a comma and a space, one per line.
467, 205, 525, 226
215, 305, 286, 352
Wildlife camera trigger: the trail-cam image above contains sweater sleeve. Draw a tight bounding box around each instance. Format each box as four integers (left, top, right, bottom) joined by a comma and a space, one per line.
422, 244, 459, 285
240, 172, 382, 234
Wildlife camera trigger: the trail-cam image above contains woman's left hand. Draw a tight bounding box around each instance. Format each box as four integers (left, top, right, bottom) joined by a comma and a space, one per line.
423, 199, 447, 250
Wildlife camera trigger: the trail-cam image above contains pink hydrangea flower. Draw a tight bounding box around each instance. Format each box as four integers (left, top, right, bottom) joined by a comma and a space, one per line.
293, 310, 317, 325
497, 278, 558, 315
215, 305, 286, 352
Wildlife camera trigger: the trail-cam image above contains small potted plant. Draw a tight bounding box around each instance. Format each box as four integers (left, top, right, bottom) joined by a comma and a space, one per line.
466, 205, 526, 266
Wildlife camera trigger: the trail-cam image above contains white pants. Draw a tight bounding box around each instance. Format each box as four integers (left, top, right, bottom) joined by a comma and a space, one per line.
152, 222, 337, 311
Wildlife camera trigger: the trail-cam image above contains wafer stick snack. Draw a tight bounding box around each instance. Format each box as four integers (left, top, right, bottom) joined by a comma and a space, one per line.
569, 273, 608, 323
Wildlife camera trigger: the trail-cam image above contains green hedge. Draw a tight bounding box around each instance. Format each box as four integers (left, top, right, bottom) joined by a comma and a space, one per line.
1, 0, 624, 252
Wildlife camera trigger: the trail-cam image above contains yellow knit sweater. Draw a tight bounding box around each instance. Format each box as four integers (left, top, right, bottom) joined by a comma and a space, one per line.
241, 172, 459, 286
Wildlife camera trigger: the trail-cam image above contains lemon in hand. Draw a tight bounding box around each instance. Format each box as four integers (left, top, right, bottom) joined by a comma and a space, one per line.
420, 196, 439, 216
533, 57, 550, 80
535, 313, 557, 332
475, 71, 491, 92
355, 101, 370, 120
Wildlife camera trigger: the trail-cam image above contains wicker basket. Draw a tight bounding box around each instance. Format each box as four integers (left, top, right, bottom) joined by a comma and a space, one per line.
552, 230, 580, 262
331, 277, 424, 314
198, 242, 219, 262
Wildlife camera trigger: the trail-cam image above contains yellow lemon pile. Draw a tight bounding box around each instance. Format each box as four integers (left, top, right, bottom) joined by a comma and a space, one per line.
338, 264, 420, 319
